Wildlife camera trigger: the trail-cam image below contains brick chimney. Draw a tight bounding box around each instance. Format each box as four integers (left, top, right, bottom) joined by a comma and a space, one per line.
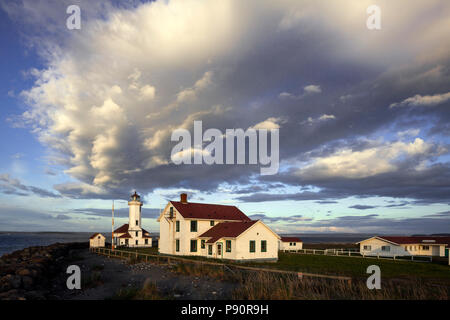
180, 193, 188, 203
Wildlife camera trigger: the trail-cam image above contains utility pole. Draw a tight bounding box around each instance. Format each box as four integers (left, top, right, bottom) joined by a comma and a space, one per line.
112, 200, 115, 251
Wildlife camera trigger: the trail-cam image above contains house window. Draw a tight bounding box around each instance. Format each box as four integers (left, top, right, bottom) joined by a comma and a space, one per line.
210, 221, 214, 226
293, 242, 296, 246
261, 240, 267, 252
381, 246, 390, 252
249, 240, 255, 253
145, 239, 148, 245
191, 220, 197, 232
176, 239, 180, 252
125, 239, 128, 245
135, 240, 138, 245
190, 240, 197, 252
136, 231, 139, 237
208, 245, 212, 255
136, 220, 138, 226
289, 242, 293, 246
422, 246, 430, 250
176, 220, 180, 232
363, 245, 371, 251
98, 236, 101, 239
226, 240, 231, 252
201, 240, 206, 249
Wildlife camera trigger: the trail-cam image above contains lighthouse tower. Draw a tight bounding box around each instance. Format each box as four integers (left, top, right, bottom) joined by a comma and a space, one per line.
112, 191, 152, 247
128, 191, 143, 234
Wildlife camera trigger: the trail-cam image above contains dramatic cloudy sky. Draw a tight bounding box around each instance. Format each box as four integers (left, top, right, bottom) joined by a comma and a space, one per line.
1, 0, 449, 234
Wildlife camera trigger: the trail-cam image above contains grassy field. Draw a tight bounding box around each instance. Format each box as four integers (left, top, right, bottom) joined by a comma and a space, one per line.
242, 252, 450, 282
110, 247, 450, 282
97, 247, 450, 299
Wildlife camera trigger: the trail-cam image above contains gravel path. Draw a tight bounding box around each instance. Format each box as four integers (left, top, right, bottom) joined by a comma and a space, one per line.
53, 249, 237, 300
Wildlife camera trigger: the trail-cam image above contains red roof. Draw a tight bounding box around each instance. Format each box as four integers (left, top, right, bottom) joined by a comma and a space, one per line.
114, 223, 152, 237
280, 237, 302, 243
141, 228, 152, 238
114, 224, 129, 233
198, 220, 258, 243
119, 233, 132, 239
170, 201, 250, 221
89, 233, 104, 239
377, 236, 450, 246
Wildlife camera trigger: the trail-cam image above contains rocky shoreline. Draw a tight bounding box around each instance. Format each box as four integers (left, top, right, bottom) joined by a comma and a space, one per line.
0, 242, 87, 300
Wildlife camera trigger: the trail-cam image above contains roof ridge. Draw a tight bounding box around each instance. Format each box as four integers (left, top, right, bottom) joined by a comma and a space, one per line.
170, 200, 238, 208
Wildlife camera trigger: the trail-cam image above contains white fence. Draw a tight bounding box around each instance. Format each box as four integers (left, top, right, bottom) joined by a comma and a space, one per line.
288, 248, 433, 262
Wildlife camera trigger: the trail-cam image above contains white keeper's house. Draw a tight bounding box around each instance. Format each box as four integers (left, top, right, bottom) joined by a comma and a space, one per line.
113, 192, 152, 248
279, 237, 303, 251
357, 236, 450, 257
157, 193, 280, 261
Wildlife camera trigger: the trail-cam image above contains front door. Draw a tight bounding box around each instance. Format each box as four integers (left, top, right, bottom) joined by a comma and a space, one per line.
217, 243, 222, 258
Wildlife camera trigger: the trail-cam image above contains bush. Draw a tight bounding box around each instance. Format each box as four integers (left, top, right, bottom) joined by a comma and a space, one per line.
231, 272, 450, 300
110, 279, 163, 300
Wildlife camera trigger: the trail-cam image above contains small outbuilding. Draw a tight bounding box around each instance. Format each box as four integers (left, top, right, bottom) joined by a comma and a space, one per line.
356, 236, 450, 257
279, 237, 303, 251
89, 233, 106, 248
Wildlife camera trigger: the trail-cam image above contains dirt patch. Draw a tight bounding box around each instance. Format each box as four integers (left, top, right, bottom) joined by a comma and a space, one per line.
51, 249, 237, 300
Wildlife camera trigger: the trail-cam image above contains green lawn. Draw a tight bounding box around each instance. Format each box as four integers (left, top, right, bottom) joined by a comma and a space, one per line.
242, 253, 450, 282
102, 247, 450, 283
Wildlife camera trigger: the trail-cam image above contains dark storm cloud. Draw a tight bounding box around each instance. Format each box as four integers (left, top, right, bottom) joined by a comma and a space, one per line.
274, 214, 450, 235
0, 174, 61, 198
55, 214, 71, 220
247, 213, 311, 224
301, 215, 450, 234
349, 205, 378, 210
384, 201, 411, 208
71, 207, 160, 219
253, 158, 450, 204
0, 207, 86, 231
423, 211, 450, 218
4, 0, 450, 209
236, 190, 348, 202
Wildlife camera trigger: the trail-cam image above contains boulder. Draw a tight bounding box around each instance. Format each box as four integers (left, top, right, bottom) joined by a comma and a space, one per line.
16, 268, 31, 277
21, 276, 34, 290
10, 275, 22, 289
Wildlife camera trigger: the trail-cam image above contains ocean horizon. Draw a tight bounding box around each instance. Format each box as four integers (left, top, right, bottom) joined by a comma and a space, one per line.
3, 231, 448, 257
